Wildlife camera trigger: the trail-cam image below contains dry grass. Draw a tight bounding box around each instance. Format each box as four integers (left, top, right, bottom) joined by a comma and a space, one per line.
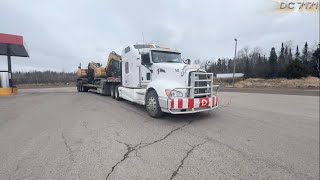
233, 76, 319, 89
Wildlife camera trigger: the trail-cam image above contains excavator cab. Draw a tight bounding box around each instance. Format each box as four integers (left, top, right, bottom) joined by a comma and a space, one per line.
107, 60, 121, 77
105, 51, 122, 78
77, 63, 88, 78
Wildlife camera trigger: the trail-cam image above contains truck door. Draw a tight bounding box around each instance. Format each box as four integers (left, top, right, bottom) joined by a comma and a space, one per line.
140, 53, 152, 86
123, 46, 131, 87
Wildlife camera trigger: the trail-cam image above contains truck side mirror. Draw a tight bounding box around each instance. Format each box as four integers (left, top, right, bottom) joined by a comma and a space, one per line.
183, 59, 191, 64
141, 54, 152, 66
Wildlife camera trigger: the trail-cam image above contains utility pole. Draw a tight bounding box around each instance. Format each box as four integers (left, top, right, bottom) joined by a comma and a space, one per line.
232, 38, 238, 87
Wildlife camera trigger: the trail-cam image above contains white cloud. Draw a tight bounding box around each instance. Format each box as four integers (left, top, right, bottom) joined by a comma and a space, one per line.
0, 0, 318, 72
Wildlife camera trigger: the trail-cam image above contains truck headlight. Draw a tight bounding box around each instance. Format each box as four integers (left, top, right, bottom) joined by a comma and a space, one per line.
165, 89, 183, 97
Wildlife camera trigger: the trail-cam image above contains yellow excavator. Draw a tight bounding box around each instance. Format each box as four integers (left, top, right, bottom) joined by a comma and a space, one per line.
105, 51, 121, 77
77, 51, 122, 90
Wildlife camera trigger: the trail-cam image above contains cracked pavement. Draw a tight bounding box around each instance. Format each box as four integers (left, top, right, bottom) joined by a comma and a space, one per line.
0, 87, 319, 179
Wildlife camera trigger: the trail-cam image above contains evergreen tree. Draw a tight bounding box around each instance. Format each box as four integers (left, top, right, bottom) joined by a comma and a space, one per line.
263, 55, 268, 78
278, 43, 286, 76
217, 58, 222, 73
212, 42, 319, 79
288, 48, 293, 63
284, 45, 288, 64
311, 44, 320, 77
295, 45, 300, 61
268, 47, 278, 78
263, 55, 268, 65
286, 60, 308, 79
255, 54, 264, 78
302, 42, 309, 63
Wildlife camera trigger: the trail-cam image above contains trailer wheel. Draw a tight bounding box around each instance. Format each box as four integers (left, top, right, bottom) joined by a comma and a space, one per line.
146, 90, 163, 118
115, 85, 121, 101
103, 83, 111, 96
78, 85, 84, 92
110, 85, 115, 98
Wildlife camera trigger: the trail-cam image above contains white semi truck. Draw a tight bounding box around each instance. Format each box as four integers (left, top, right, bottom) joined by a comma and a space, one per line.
77, 43, 219, 118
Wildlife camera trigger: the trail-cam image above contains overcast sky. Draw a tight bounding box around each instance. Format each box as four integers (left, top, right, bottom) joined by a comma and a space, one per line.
0, 0, 319, 72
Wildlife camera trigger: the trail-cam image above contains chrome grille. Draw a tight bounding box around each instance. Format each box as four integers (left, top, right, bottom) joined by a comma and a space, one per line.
189, 72, 213, 98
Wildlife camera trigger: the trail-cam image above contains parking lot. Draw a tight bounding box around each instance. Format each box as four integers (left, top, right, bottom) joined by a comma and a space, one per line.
0, 87, 319, 179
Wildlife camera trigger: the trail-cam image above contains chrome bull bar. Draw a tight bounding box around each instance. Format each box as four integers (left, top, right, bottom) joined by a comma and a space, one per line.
166, 72, 220, 114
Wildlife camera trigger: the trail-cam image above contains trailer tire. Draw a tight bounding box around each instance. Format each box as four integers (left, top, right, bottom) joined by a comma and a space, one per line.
115, 85, 121, 101
146, 90, 163, 118
110, 85, 115, 98
103, 83, 111, 96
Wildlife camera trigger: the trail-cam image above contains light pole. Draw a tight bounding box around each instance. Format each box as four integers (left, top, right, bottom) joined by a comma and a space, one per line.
232, 38, 238, 87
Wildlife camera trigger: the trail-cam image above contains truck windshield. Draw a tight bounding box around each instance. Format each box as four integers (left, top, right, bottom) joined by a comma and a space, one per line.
151, 51, 182, 63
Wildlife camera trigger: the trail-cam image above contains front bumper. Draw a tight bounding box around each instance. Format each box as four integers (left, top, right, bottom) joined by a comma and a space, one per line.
159, 96, 219, 114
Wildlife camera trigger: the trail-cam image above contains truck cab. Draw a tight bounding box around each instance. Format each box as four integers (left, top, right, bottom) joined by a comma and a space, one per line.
118, 43, 219, 118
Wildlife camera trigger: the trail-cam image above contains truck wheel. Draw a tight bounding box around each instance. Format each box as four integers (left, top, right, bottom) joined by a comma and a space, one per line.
110, 85, 115, 98
115, 85, 121, 101
146, 90, 163, 118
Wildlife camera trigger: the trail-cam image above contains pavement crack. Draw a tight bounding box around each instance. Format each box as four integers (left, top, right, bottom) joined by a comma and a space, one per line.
106, 141, 142, 179
14, 164, 20, 173
106, 121, 192, 179
61, 132, 74, 162
203, 136, 314, 179
136, 121, 192, 150
170, 142, 206, 180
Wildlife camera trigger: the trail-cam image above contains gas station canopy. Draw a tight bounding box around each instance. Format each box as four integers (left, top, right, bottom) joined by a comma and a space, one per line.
0, 33, 29, 57
0, 33, 29, 95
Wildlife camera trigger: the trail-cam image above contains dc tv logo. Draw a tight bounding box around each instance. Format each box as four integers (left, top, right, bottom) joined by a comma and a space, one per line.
200, 98, 209, 107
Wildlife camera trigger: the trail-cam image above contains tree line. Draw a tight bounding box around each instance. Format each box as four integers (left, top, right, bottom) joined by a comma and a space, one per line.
8, 42, 320, 85
207, 42, 320, 79
12, 71, 77, 84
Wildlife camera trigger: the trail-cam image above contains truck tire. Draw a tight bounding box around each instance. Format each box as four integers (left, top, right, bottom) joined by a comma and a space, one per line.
110, 85, 115, 98
146, 90, 163, 118
83, 86, 89, 92
115, 85, 121, 101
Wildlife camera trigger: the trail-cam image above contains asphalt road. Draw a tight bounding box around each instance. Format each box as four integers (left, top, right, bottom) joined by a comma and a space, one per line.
0, 87, 319, 180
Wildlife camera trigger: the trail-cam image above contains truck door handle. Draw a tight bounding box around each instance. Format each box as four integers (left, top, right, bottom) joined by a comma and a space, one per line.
157, 68, 166, 74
